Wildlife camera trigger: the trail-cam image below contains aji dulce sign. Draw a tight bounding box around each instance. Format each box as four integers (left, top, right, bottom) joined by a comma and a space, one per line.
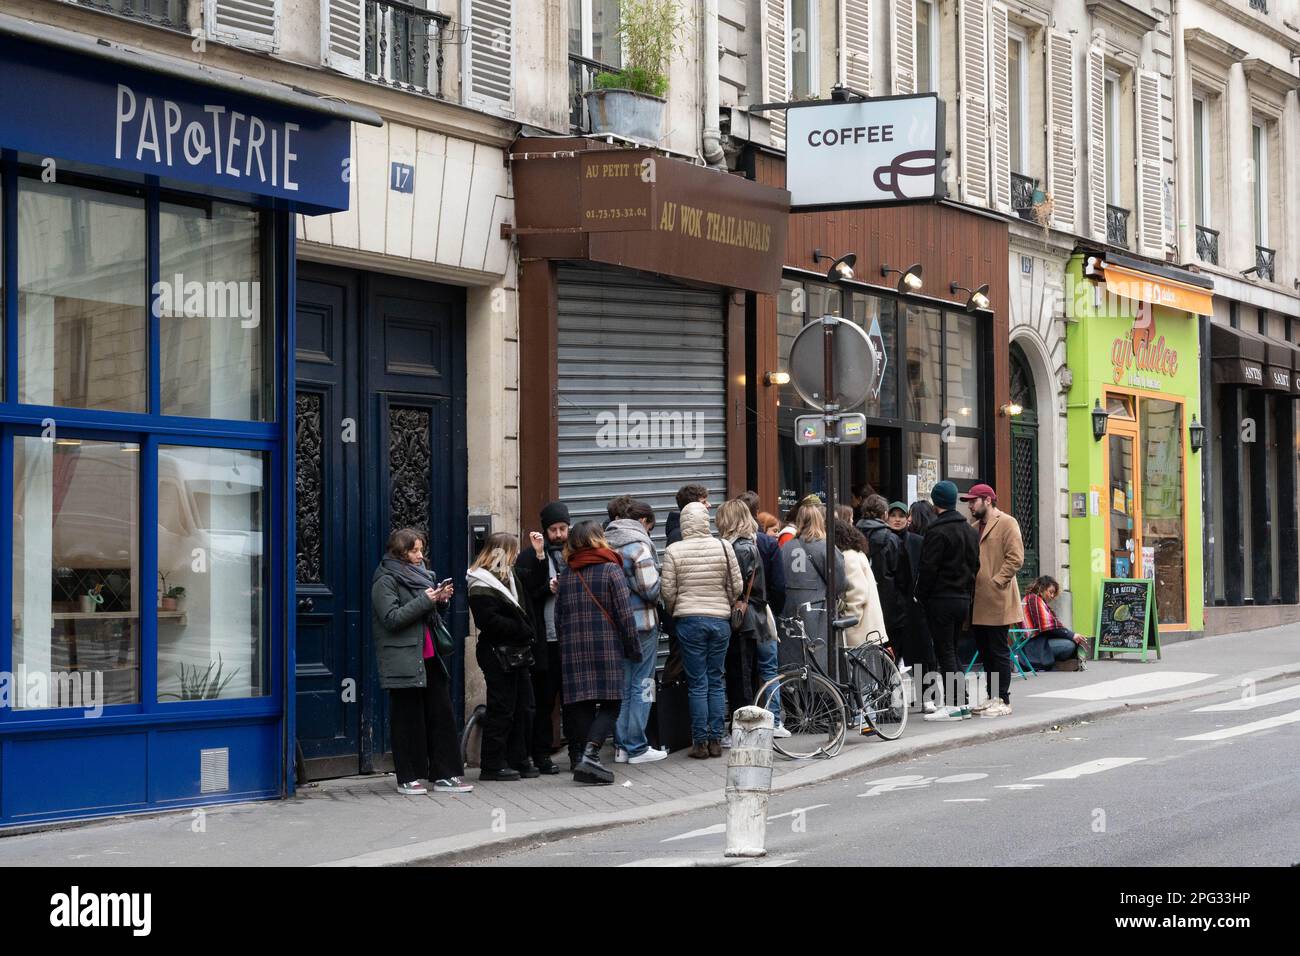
784, 95, 946, 210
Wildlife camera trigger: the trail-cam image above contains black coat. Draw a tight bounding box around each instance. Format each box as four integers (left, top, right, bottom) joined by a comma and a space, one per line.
515, 548, 559, 671
371, 563, 448, 690
914, 509, 981, 603
730, 537, 773, 642
665, 510, 682, 547
894, 528, 935, 664
467, 570, 534, 649
858, 518, 908, 636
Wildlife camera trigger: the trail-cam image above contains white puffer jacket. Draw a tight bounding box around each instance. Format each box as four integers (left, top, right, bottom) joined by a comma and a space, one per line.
661, 502, 743, 619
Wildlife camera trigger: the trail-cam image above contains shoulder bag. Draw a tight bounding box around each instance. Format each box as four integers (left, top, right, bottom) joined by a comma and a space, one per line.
725, 541, 756, 635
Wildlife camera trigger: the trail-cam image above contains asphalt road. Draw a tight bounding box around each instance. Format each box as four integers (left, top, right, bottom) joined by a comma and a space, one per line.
467, 679, 1300, 867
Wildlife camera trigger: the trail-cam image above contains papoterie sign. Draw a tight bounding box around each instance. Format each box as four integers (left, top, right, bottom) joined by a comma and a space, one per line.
785, 95, 946, 209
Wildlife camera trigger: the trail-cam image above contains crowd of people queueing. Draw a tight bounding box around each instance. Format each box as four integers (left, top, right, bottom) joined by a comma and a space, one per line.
368, 479, 1090, 794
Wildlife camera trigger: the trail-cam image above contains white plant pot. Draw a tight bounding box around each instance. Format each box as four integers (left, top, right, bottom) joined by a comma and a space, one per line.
78, 595, 96, 614
583, 88, 666, 145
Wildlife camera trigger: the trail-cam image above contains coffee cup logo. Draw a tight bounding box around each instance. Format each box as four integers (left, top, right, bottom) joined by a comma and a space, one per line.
872, 149, 939, 200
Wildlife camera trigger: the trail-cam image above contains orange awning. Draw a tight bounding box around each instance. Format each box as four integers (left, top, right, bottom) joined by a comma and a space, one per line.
1103, 263, 1214, 316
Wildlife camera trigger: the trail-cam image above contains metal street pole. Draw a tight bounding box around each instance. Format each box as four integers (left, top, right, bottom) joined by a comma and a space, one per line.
822, 313, 839, 685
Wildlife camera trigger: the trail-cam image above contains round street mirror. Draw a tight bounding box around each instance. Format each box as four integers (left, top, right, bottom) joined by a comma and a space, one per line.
788, 316, 880, 411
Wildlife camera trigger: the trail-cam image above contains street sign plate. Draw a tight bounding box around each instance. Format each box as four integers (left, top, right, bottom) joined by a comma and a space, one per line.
794, 415, 825, 446
839, 414, 867, 444
789, 316, 880, 411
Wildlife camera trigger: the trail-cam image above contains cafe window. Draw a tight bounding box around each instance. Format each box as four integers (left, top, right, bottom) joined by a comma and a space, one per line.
158, 446, 267, 701
159, 202, 272, 421
18, 180, 147, 412
1139, 397, 1185, 624
906, 306, 943, 424
12, 437, 141, 709
1, 162, 276, 713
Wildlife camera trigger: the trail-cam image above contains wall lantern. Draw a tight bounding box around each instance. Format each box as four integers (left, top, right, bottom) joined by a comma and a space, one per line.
999, 402, 1024, 417
1091, 398, 1110, 441
764, 370, 791, 387
950, 281, 991, 312
881, 262, 923, 293
1188, 414, 1206, 453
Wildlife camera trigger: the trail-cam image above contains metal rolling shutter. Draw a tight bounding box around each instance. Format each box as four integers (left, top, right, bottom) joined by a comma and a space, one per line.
556, 265, 727, 552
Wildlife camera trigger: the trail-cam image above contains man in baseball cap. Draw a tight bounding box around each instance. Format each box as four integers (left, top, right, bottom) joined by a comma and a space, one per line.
960, 483, 1024, 718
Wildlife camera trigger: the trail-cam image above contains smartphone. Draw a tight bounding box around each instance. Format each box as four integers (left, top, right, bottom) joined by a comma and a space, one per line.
437, 578, 454, 589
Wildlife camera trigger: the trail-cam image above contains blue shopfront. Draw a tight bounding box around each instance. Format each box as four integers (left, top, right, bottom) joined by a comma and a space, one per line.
0, 24, 377, 826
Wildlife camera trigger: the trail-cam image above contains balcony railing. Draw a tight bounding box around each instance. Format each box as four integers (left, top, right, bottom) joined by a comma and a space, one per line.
1256, 245, 1276, 282
72, 0, 187, 28
1011, 173, 1037, 220
366, 0, 449, 97
1196, 225, 1219, 266
1107, 204, 1130, 248
569, 53, 620, 132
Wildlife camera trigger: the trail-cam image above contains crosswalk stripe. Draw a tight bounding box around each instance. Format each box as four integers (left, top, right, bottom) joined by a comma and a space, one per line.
1029, 672, 1215, 701
1193, 684, 1300, 713
1025, 757, 1146, 780
1177, 708, 1300, 742
661, 823, 725, 843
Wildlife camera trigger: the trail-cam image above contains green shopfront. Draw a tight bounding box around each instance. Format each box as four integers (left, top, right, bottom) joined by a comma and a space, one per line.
0, 22, 369, 825
1065, 253, 1212, 638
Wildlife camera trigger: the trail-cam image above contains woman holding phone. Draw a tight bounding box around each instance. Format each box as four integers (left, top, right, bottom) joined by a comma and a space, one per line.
372, 527, 472, 796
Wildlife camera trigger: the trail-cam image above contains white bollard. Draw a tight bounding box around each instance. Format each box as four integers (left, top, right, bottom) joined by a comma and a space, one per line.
724, 705, 775, 858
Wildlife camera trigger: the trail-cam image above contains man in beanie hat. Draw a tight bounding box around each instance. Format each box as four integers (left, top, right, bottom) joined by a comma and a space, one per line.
516, 501, 571, 772
915, 480, 980, 721
960, 483, 1023, 718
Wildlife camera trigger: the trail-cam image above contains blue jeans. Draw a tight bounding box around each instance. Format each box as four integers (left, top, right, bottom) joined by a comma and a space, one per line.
615, 629, 660, 756
676, 616, 731, 742
755, 638, 781, 724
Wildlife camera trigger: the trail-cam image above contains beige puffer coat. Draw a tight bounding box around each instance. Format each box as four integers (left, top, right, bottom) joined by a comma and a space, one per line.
661, 502, 742, 619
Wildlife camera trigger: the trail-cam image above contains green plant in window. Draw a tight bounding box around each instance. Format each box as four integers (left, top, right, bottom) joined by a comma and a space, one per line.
591, 0, 688, 98
159, 655, 240, 701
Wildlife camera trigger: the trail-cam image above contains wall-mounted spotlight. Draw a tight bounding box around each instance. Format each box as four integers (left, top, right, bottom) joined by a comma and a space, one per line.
999, 402, 1024, 417
950, 281, 991, 312
764, 370, 791, 387
882, 262, 923, 293
813, 249, 857, 282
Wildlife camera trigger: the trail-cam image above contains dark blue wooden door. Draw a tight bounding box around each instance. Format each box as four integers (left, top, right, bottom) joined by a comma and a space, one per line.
294, 270, 363, 779
295, 267, 466, 779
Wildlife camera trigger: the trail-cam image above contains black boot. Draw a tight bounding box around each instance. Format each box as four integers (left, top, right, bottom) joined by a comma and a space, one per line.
573, 742, 614, 785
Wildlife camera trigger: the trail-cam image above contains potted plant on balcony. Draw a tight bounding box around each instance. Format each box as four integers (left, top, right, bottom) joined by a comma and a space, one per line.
583, 0, 688, 144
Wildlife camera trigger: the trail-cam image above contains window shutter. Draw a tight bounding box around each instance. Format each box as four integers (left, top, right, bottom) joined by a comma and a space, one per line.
1085, 41, 1106, 242
891, 0, 916, 95
321, 0, 364, 78
957, 0, 989, 205
988, 4, 1011, 212
1045, 30, 1076, 233
762, 0, 790, 148
466, 0, 514, 115
205, 0, 280, 52
1136, 69, 1165, 258
840, 0, 872, 95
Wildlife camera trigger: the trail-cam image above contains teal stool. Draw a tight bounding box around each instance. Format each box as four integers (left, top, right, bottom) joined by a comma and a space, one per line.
963, 628, 1039, 680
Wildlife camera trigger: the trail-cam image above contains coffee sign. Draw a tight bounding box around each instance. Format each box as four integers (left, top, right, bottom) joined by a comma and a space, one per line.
786, 95, 946, 209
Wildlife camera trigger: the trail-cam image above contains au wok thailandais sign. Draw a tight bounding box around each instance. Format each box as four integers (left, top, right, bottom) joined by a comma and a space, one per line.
785, 95, 946, 210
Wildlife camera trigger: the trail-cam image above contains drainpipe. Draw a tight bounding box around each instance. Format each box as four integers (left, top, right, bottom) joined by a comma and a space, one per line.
702, 0, 726, 168
1171, 0, 1193, 266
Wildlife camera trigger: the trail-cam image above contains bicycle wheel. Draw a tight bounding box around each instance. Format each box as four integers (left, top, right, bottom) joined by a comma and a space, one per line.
847, 644, 908, 741
755, 669, 847, 759
460, 703, 487, 767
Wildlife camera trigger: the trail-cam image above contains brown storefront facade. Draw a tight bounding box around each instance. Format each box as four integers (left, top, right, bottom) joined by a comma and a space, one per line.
744, 149, 1012, 516
514, 138, 1011, 537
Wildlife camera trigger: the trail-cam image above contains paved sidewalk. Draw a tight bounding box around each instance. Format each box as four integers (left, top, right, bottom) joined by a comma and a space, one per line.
2, 625, 1297, 866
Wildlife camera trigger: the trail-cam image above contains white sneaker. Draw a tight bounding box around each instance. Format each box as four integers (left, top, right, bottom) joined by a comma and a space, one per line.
432, 777, 473, 793
614, 747, 629, 764
628, 747, 669, 764
772, 723, 792, 739
720, 733, 733, 749
923, 706, 965, 722
397, 780, 427, 795
969, 698, 995, 713
922, 700, 938, 714
979, 701, 1013, 718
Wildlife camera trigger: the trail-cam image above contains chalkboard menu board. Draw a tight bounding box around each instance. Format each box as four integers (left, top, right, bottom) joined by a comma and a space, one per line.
1093, 579, 1161, 661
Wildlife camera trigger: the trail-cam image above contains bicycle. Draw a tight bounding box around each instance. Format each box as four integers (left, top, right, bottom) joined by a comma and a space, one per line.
754, 603, 908, 759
